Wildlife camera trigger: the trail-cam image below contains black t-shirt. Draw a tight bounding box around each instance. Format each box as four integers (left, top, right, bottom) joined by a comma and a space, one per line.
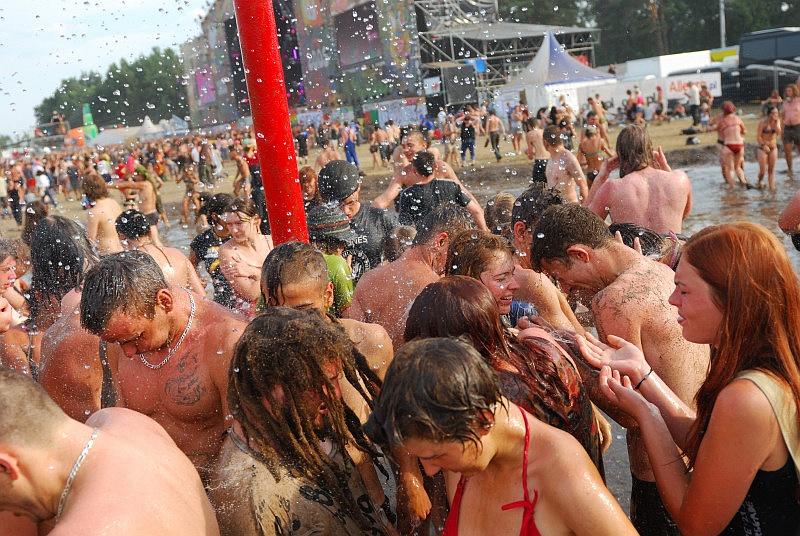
397, 180, 470, 227
346, 205, 398, 283
189, 229, 236, 309
460, 123, 475, 142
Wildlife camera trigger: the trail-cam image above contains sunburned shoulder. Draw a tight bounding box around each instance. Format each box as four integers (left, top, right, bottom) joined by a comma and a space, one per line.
592, 260, 673, 307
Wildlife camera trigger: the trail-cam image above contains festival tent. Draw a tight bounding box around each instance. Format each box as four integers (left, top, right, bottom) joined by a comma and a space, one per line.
86, 126, 137, 147
136, 116, 165, 141
494, 31, 617, 112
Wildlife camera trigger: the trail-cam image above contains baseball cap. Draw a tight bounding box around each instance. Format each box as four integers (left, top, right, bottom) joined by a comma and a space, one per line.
317, 160, 360, 202
306, 203, 357, 245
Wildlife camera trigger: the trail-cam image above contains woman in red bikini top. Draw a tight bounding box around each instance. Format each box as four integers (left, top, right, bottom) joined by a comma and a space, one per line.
364, 338, 637, 536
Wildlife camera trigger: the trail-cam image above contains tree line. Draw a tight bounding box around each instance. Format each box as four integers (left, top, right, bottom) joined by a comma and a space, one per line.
498, 0, 800, 65
34, 47, 188, 131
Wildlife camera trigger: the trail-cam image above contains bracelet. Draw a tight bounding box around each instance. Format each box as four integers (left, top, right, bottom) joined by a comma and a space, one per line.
634, 367, 654, 391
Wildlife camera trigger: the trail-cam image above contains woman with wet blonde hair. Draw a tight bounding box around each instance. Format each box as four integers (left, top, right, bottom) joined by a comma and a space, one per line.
581, 221, 800, 534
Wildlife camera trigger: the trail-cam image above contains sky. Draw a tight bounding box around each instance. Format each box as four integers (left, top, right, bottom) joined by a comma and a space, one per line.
0, 0, 210, 137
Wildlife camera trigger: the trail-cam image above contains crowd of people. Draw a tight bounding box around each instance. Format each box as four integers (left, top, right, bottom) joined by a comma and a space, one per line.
0, 94, 799, 536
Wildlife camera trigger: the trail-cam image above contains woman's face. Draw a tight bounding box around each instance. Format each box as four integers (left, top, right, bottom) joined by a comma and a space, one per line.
403, 434, 489, 478
478, 252, 520, 315
770, 108, 780, 121
0, 255, 17, 292
668, 259, 723, 346
222, 211, 258, 243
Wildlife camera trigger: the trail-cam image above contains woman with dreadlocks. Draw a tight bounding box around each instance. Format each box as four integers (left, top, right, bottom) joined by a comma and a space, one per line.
0, 216, 98, 379
210, 307, 394, 536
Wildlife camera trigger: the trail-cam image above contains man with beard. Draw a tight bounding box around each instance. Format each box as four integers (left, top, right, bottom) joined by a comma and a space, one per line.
209, 307, 394, 536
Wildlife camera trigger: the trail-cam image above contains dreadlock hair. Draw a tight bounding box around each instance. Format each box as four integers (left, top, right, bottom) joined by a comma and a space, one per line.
227, 307, 381, 527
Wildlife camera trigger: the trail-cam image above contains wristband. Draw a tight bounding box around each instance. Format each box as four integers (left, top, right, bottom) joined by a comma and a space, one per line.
634, 367, 654, 391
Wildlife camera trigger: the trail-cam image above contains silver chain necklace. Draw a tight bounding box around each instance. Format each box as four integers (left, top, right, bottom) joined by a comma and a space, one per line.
56, 427, 99, 523
139, 290, 196, 370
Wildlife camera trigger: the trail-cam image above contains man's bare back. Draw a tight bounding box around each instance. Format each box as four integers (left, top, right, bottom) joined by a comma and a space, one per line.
346, 254, 439, 349
525, 128, 547, 160
545, 147, 588, 203
86, 197, 123, 255
587, 156, 692, 234
59, 408, 220, 535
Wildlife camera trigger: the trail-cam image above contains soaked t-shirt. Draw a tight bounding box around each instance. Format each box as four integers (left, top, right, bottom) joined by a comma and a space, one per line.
397, 180, 470, 227
189, 229, 235, 309
212, 433, 389, 536
346, 205, 397, 284
324, 253, 354, 318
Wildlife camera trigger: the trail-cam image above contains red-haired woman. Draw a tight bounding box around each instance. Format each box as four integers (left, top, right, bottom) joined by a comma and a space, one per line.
580, 222, 800, 535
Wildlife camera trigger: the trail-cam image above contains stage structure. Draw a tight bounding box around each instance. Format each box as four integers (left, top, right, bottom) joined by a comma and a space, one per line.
183, 0, 603, 127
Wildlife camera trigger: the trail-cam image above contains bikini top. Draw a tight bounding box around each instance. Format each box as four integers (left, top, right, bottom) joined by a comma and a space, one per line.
441, 405, 541, 536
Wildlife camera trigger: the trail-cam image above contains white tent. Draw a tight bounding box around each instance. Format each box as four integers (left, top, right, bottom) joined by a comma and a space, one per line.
136, 116, 164, 141
495, 32, 617, 113
87, 126, 136, 147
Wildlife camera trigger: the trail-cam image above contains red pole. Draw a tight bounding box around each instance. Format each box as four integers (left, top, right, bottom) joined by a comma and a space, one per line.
232, 0, 308, 244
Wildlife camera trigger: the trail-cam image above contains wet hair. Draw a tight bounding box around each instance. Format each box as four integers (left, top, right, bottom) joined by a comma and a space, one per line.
198, 192, 234, 220
261, 241, 329, 304
529, 204, 612, 271
616, 125, 654, 178
83, 173, 109, 203
543, 125, 562, 146
21, 200, 49, 246
298, 166, 322, 207
404, 276, 572, 429
608, 222, 668, 258
225, 196, 260, 220
0, 367, 67, 447
680, 222, 800, 466
0, 239, 17, 264
411, 151, 435, 178
115, 210, 151, 239
29, 216, 98, 326
363, 336, 501, 449
80, 250, 167, 335
228, 307, 380, 528
484, 192, 516, 239
511, 184, 565, 232
446, 229, 514, 279
412, 204, 476, 247
384, 225, 417, 262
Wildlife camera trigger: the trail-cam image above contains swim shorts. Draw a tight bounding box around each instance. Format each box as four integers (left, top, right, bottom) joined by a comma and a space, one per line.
531, 159, 547, 183
630, 474, 681, 536
784, 124, 800, 146
144, 211, 159, 226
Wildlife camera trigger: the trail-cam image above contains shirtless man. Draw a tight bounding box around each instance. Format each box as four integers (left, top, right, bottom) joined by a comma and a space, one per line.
524, 118, 549, 184
542, 125, 588, 203
346, 205, 475, 349
375, 123, 391, 167
578, 124, 613, 186
0, 368, 219, 536
111, 166, 161, 246
373, 131, 487, 229
261, 241, 394, 421
83, 173, 123, 255
510, 183, 584, 333
585, 125, 692, 235
587, 97, 610, 144
115, 209, 206, 295
313, 141, 342, 173
782, 83, 800, 175
485, 109, 506, 162
229, 148, 251, 198
80, 251, 247, 483
529, 204, 710, 536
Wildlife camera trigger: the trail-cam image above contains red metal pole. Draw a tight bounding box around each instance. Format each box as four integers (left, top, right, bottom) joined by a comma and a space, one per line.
233, 0, 308, 244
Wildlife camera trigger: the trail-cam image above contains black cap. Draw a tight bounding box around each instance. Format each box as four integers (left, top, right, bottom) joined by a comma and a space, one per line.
306, 203, 357, 245
317, 160, 360, 203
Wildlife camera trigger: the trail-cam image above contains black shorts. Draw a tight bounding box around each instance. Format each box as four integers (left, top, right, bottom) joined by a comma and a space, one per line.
784, 124, 800, 147
587, 169, 599, 186
630, 475, 681, 536
369, 144, 379, 153
531, 159, 547, 183
144, 211, 159, 226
